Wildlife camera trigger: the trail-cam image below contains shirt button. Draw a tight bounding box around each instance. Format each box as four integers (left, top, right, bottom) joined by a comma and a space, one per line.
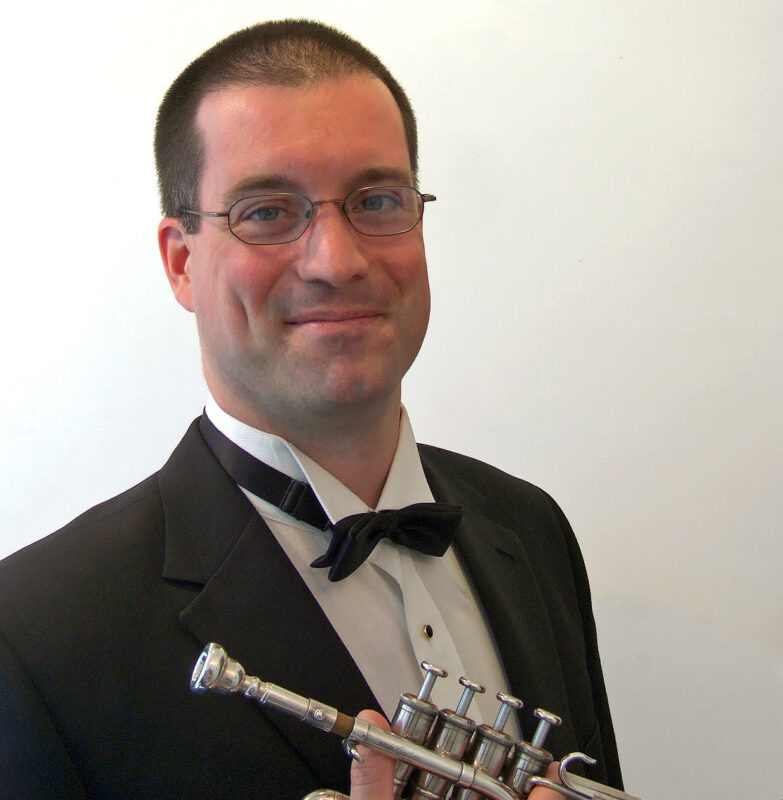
422, 624, 434, 640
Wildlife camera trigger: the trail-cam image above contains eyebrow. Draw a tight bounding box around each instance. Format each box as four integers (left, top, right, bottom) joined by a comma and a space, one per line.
354, 166, 416, 186
221, 174, 296, 206
220, 166, 416, 207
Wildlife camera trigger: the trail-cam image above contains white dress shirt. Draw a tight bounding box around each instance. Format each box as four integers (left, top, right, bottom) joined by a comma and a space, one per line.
205, 396, 519, 735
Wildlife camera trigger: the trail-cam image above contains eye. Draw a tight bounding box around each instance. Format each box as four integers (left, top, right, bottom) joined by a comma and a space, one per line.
353, 189, 403, 214
240, 201, 296, 222
247, 206, 283, 221
230, 195, 306, 225
228, 195, 310, 243
362, 194, 391, 211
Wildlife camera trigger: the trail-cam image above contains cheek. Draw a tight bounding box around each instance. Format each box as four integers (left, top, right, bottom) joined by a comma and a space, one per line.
400, 244, 430, 319
384, 233, 428, 289
414, 279, 431, 344
387, 238, 430, 341
195, 245, 291, 319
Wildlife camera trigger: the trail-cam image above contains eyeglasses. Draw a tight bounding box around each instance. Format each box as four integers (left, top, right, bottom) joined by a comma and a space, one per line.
181, 185, 436, 245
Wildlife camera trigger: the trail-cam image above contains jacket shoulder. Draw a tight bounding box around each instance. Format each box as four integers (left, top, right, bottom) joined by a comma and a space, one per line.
0, 472, 165, 618
63, 472, 162, 528
417, 442, 568, 529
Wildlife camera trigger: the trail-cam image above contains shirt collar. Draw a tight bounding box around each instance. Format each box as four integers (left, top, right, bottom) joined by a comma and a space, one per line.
203, 395, 434, 523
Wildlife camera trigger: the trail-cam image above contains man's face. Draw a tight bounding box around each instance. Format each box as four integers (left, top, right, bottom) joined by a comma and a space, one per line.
161, 75, 430, 435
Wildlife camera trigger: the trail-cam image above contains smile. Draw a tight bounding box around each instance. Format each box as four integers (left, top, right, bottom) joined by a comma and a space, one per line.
284, 310, 387, 343
285, 309, 384, 325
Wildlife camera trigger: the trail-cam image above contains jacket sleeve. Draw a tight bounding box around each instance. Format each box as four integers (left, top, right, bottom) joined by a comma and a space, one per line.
552, 497, 624, 791
0, 628, 88, 799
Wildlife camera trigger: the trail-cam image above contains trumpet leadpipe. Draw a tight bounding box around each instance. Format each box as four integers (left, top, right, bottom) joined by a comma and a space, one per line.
190, 642, 355, 736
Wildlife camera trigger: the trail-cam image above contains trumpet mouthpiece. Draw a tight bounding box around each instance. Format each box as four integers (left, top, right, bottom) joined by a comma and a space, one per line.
191, 642, 245, 693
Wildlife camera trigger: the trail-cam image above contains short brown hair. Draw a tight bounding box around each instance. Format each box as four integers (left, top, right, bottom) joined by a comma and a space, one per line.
154, 19, 418, 232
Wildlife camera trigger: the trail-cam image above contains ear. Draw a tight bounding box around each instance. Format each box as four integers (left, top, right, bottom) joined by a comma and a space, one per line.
158, 217, 195, 312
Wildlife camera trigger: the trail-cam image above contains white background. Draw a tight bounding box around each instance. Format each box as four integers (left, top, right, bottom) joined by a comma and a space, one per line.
1, 2, 781, 798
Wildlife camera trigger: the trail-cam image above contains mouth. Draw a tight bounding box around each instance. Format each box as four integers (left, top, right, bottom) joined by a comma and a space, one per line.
285, 309, 383, 326
283, 309, 387, 344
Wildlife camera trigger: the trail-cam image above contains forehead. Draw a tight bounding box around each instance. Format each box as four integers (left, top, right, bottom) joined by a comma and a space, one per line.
195, 76, 412, 203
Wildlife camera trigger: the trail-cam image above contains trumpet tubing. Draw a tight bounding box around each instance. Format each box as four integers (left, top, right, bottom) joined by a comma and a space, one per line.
190, 643, 640, 800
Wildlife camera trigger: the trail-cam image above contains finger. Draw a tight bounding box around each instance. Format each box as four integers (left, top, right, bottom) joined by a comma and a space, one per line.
527, 760, 565, 799
349, 710, 396, 800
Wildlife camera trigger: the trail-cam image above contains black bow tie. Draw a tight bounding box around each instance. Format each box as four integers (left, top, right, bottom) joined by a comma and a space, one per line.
310, 503, 462, 581
199, 414, 462, 581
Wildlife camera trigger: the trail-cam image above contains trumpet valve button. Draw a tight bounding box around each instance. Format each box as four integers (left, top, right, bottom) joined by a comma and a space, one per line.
493, 692, 524, 732
454, 676, 486, 717
530, 708, 562, 749
417, 661, 448, 701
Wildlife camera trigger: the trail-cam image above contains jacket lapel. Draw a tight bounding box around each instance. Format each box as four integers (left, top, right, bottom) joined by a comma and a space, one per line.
159, 419, 378, 791
420, 446, 580, 753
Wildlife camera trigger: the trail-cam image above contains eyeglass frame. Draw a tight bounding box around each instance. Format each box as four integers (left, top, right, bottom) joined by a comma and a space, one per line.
180, 185, 436, 245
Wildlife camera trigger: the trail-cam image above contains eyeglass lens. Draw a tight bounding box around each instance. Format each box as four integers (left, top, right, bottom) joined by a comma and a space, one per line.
228, 186, 424, 244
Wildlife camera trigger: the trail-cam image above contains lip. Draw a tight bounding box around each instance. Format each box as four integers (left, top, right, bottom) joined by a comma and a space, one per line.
285, 309, 383, 325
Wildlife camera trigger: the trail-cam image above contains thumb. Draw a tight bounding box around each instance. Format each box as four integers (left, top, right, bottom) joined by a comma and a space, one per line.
349, 710, 396, 800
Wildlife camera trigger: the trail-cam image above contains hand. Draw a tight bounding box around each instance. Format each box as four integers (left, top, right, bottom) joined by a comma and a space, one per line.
528, 761, 566, 799
349, 710, 395, 799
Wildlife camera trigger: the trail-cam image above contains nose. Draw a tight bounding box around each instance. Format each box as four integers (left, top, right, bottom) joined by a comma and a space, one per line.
296, 201, 370, 286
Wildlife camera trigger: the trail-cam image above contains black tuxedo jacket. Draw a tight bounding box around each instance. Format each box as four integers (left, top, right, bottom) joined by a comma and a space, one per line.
0, 419, 622, 798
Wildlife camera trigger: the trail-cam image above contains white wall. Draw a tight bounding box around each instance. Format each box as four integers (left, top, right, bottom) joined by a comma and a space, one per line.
1, 2, 781, 798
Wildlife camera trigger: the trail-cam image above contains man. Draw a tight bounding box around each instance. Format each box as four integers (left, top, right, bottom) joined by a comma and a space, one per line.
0, 20, 622, 799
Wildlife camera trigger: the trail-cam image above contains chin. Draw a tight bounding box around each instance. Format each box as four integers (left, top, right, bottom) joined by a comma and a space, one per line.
303, 371, 401, 415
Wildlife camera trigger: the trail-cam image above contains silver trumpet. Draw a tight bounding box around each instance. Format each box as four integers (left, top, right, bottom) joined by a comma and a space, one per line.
190, 643, 641, 800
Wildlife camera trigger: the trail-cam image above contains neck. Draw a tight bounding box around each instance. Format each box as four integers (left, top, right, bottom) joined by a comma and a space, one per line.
211, 388, 402, 508
289, 409, 401, 508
